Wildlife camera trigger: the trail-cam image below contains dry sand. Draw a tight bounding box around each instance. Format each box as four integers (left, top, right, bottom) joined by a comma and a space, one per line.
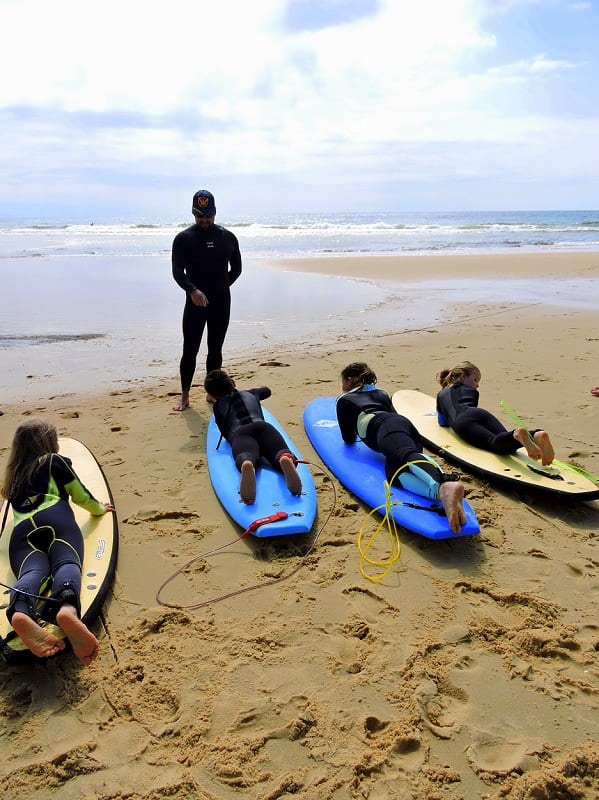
0, 253, 598, 799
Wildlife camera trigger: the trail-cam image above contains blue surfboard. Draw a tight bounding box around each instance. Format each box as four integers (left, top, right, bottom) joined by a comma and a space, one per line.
303, 397, 479, 540
207, 409, 317, 537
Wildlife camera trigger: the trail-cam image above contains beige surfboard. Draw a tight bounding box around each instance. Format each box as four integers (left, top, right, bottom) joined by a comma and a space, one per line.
0, 437, 118, 662
392, 389, 599, 501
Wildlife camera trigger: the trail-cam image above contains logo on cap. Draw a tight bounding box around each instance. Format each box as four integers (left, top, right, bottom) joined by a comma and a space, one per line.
197, 196, 210, 208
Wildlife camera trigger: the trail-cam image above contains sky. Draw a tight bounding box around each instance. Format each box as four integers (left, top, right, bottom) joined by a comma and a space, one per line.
1, 0, 598, 219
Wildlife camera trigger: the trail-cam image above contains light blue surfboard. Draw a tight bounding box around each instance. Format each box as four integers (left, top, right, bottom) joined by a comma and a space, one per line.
303, 397, 479, 540
207, 409, 317, 537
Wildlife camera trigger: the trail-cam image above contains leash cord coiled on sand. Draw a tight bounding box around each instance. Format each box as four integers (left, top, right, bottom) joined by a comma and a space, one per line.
155, 460, 337, 611
357, 459, 445, 583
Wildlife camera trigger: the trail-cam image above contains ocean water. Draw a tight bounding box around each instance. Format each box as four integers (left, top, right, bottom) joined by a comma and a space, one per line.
1, 210, 598, 403
2, 209, 599, 260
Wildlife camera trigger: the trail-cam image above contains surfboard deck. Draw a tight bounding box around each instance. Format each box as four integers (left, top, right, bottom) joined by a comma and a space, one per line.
303, 397, 479, 540
207, 409, 317, 537
392, 389, 599, 501
0, 437, 118, 664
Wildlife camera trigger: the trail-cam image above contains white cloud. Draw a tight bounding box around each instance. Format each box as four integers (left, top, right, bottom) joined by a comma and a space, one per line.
0, 0, 597, 213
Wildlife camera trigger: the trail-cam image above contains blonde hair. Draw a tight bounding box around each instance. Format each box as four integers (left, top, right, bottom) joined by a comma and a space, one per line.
1, 419, 59, 500
341, 362, 378, 388
437, 361, 481, 389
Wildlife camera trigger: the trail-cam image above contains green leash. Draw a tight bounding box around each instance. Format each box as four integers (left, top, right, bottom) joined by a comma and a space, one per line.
499, 400, 599, 485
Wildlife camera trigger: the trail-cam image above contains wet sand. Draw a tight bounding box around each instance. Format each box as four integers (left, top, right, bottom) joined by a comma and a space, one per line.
0, 252, 598, 799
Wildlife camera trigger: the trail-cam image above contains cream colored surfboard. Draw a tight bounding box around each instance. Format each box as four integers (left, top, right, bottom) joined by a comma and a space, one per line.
392, 389, 599, 501
0, 438, 118, 662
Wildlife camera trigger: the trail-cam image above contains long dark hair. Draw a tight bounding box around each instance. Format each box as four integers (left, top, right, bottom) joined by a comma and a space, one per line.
1, 419, 59, 500
341, 362, 377, 388
204, 369, 235, 398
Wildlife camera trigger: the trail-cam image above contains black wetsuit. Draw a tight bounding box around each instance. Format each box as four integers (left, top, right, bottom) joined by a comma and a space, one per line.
6, 454, 106, 624
172, 223, 242, 390
213, 388, 291, 471
436, 383, 532, 455
336, 385, 448, 498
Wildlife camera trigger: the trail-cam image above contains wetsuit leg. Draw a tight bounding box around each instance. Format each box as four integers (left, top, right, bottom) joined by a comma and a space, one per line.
231, 420, 289, 470
230, 425, 261, 471
7, 504, 84, 624
6, 520, 50, 621
205, 299, 231, 373
454, 408, 520, 454
230, 421, 289, 472
180, 302, 208, 392
367, 413, 446, 500
252, 421, 290, 469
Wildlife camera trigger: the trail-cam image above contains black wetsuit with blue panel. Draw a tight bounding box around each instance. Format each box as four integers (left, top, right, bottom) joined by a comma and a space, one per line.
336, 385, 449, 499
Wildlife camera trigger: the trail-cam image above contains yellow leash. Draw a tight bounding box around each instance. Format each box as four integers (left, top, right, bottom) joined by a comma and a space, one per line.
357, 459, 438, 582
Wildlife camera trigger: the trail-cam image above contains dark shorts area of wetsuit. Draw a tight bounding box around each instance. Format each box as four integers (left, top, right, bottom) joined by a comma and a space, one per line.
8, 502, 83, 624
180, 298, 231, 390
364, 412, 444, 486
230, 421, 290, 472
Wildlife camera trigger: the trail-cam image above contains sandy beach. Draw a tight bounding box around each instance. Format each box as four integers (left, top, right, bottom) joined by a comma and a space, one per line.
0, 252, 598, 799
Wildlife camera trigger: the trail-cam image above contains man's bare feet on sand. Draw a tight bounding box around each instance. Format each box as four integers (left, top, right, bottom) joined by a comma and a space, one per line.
56, 604, 99, 666
514, 427, 542, 460
532, 430, 555, 466
173, 391, 190, 411
438, 481, 467, 535
279, 455, 302, 496
591, 387, 599, 397
11, 612, 65, 659
239, 460, 256, 504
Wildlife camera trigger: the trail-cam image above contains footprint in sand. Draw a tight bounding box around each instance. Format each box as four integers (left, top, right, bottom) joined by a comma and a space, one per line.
465, 725, 536, 776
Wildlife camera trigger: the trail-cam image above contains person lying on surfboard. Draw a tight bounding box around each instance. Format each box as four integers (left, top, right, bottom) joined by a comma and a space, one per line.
336, 362, 466, 535
436, 361, 555, 466
0, 420, 114, 665
204, 370, 302, 505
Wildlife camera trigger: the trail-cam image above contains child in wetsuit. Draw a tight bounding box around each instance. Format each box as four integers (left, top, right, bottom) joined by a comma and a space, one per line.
0, 419, 114, 664
204, 369, 302, 505
436, 361, 554, 465
336, 362, 466, 535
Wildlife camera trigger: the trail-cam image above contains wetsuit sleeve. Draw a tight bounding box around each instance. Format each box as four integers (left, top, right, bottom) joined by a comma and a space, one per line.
226, 231, 242, 286
380, 390, 393, 411
251, 387, 272, 402
336, 397, 358, 444
436, 395, 449, 427
171, 231, 196, 294
53, 455, 106, 516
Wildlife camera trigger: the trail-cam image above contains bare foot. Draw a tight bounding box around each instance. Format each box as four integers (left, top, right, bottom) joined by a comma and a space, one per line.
513, 427, 541, 460
239, 460, 256, 504
56, 604, 99, 666
438, 481, 466, 535
173, 391, 190, 411
279, 455, 302, 496
533, 430, 555, 466
591, 387, 599, 397
11, 612, 65, 659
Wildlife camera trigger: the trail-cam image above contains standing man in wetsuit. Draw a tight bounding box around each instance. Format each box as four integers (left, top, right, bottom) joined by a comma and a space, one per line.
172, 189, 242, 411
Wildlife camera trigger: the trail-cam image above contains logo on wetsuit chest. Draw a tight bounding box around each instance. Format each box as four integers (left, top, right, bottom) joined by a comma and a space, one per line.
206, 240, 215, 248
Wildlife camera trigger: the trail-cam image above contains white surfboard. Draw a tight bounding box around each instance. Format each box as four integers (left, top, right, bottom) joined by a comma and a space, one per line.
0, 437, 118, 663
392, 389, 599, 501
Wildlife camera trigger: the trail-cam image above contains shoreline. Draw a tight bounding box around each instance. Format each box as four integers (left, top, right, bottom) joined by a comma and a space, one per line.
270, 249, 599, 280
2, 251, 599, 407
